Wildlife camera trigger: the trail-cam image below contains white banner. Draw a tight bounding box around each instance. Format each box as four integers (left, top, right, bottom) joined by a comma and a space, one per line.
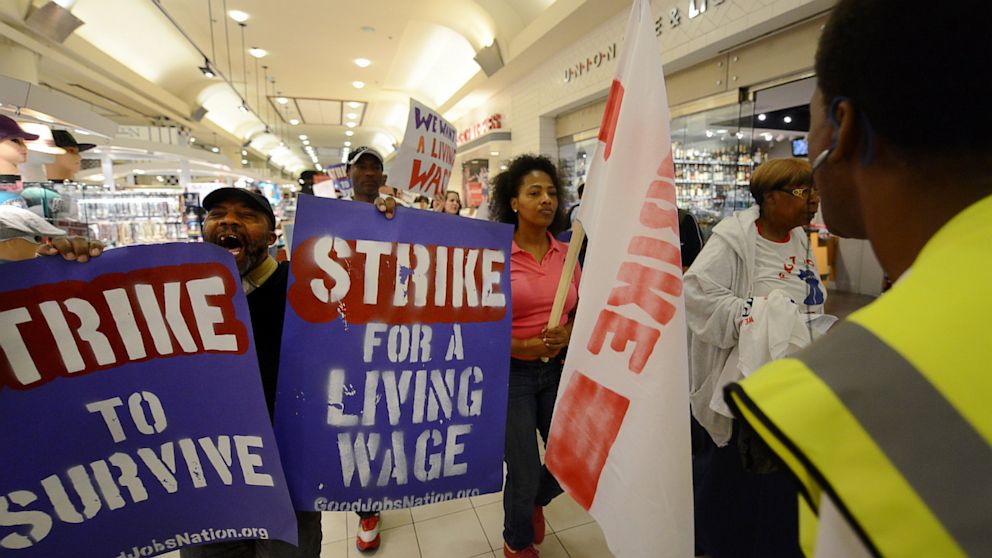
387, 98, 456, 197
545, 0, 693, 556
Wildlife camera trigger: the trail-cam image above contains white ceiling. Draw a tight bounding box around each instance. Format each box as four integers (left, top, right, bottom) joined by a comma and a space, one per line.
9, 0, 628, 176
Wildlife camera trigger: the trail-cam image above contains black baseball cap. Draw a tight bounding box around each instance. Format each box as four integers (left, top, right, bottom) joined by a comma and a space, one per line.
52, 129, 96, 152
202, 187, 276, 230
346, 146, 383, 171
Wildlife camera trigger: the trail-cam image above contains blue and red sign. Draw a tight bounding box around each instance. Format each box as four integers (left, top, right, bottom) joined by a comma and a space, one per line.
0, 244, 296, 557
275, 196, 513, 511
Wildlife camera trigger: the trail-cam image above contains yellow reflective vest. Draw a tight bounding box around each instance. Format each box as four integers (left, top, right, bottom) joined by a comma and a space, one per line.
727, 194, 992, 557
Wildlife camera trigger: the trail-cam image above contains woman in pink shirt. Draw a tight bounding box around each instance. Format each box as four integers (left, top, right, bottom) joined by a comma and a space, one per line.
490, 155, 580, 557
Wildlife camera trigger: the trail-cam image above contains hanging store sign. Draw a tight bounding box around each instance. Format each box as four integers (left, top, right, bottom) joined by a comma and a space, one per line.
456, 114, 502, 146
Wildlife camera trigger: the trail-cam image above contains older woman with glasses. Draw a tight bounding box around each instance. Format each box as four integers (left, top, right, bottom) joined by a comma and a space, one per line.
684, 157, 825, 558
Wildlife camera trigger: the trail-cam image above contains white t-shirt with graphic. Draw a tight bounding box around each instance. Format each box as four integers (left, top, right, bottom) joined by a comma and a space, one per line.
751, 227, 826, 313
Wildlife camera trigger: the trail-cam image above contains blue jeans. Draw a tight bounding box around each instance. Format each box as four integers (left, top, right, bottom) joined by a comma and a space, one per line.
502, 357, 565, 550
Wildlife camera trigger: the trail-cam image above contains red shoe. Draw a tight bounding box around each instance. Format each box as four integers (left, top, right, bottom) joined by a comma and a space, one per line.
356, 513, 381, 552
504, 543, 540, 557
532, 506, 546, 545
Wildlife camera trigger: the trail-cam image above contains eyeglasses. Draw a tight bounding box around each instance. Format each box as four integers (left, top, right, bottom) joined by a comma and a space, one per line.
777, 186, 818, 198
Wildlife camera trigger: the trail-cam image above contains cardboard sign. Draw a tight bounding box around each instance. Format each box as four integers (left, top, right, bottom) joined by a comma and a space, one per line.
325, 164, 352, 199
387, 99, 457, 198
275, 196, 512, 512
0, 244, 297, 557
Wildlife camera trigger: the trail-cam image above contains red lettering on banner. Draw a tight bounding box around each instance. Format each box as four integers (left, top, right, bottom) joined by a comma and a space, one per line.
587, 309, 660, 374
544, 372, 629, 510
0, 264, 247, 391
288, 237, 507, 325
606, 263, 682, 325
598, 80, 625, 161
627, 236, 681, 269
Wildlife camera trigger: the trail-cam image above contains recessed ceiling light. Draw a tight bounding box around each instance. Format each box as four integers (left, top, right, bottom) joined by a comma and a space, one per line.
344, 141, 352, 147
490, 151, 499, 156
354, 58, 371, 68
189, 137, 196, 143
757, 113, 767, 121
783, 116, 793, 123
705, 130, 714, 138
289, 119, 300, 125
298, 134, 308, 140
249, 47, 267, 58
345, 130, 354, 136
347, 113, 358, 119
211, 147, 220, 153
241, 150, 248, 156
276, 97, 289, 105
315, 164, 323, 170
241, 159, 248, 164
347, 101, 362, 109
302, 140, 310, 145
716, 129, 727, 134
352, 81, 365, 89
346, 122, 357, 128
228, 10, 249, 23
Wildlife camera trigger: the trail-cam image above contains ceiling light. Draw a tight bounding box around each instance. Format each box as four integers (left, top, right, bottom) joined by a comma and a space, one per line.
757, 113, 767, 121
302, 140, 310, 145
347, 113, 358, 120
238, 103, 249, 113
705, 130, 714, 138
241, 149, 248, 156
490, 151, 499, 156
500, 165, 508, 170
347, 101, 362, 108
241, 159, 249, 164
249, 47, 267, 59
133, 169, 145, 175
276, 97, 289, 105
354, 58, 371, 68
345, 130, 354, 136
783, 116, 793, 124
344, 141, 351, 147
735, 132, 744, 139
352, 81, 365, 89
315, 164, 323, 171
156, 176, 165, 182
289, 119, 300, 125
346, 122, 356, 128
228, 10, 249, 23
716, 129, 728, 134
299, 134, 308, 140
189, 137, 196, 143
211, 147, 220, 153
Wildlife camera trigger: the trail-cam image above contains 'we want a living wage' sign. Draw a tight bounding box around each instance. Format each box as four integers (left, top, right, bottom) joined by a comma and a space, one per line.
276, 196, 512, 511
0, 244, 297, 558
387, 98, 457, 197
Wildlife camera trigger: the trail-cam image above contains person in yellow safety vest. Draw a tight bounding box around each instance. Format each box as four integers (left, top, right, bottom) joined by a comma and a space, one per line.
724, 0, 992, 557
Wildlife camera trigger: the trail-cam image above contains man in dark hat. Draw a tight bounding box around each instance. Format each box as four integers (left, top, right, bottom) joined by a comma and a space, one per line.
183, 185, 395, 557
45, 129, 96, 182
347, 146, 385, 204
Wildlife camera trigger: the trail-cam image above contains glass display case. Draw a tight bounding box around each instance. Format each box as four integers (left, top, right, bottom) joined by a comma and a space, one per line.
558, 101, 762, 237
49, 183, 186, 247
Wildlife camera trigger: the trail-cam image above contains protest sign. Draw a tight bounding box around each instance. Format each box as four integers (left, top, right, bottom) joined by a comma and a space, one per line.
324, 163, 352, 198
276, 196, 512, 511
387, 99, 456, 198
0, 244, 296, 557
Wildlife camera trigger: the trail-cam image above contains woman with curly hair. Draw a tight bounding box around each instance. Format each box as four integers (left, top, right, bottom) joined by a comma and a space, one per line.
489, 154, 579, 557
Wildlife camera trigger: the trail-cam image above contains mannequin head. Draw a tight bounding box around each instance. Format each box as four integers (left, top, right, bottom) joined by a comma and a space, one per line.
0, 116, 39, 175
47, 130, 95, 181
46, 146, 81, 180
0, 138, 28, 174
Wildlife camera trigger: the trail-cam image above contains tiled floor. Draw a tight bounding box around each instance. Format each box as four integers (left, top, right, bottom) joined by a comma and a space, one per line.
159, 490, 610, 558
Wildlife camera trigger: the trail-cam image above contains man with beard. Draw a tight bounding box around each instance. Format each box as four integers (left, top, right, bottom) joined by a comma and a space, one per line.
181, 187, 323, 558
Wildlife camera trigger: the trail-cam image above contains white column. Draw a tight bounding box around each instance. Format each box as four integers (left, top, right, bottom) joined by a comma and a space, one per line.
101, 153, 114, 191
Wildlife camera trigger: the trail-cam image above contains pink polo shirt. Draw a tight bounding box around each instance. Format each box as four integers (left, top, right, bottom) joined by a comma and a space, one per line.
510, 233, 581, 358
